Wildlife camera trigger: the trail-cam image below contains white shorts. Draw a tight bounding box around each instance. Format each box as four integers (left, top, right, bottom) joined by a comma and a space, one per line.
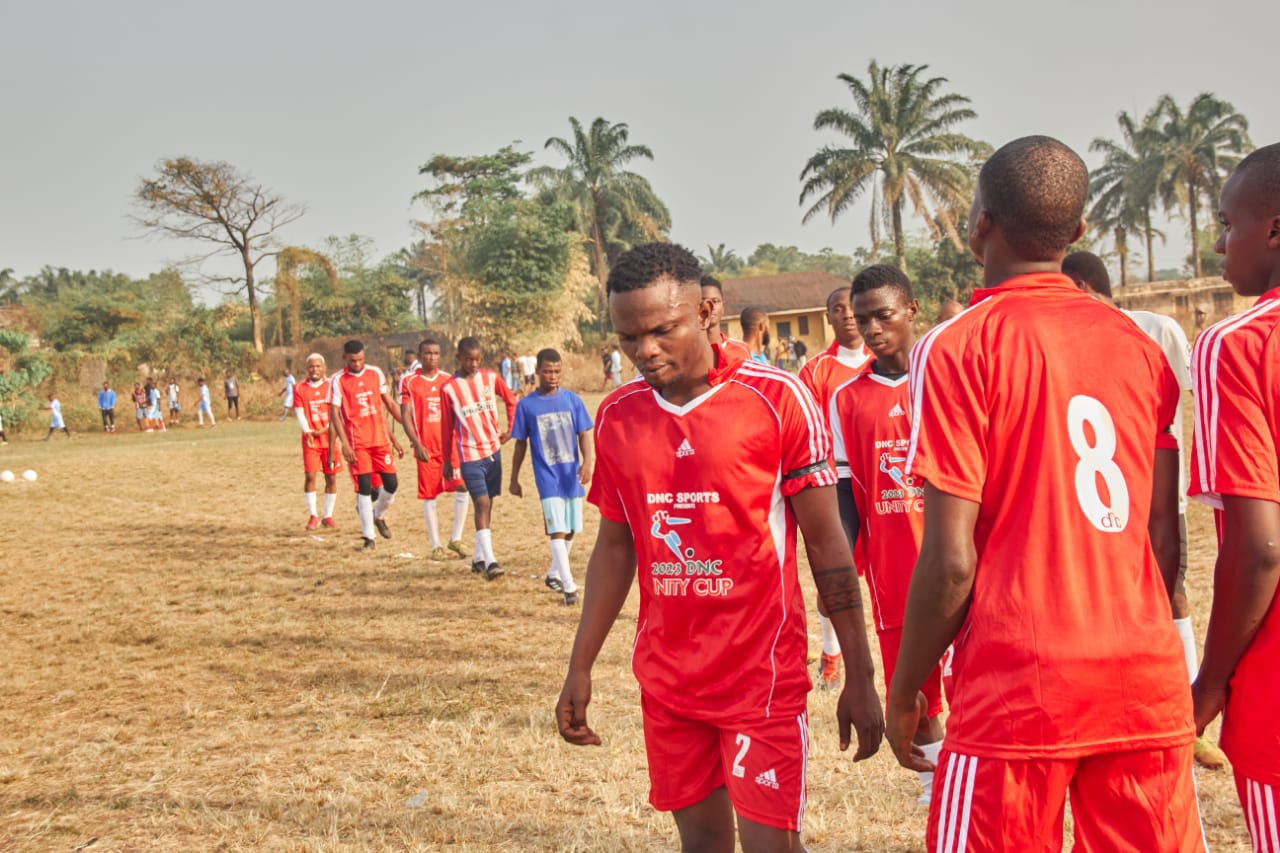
541, 496, 584, 535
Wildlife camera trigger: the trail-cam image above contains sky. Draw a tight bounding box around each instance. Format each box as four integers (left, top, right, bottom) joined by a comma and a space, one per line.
2, 0, 1274, 289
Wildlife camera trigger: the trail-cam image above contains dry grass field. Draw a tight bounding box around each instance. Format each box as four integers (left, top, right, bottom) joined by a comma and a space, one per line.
0, 398, 1252, 851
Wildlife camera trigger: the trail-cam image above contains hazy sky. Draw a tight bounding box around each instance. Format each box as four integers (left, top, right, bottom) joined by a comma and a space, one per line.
2, 0, 1274, 286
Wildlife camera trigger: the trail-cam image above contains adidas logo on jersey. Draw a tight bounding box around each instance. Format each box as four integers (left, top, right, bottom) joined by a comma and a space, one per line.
887, 402, 906, 418
755, 768, 780, 789
676, 438, 695, 458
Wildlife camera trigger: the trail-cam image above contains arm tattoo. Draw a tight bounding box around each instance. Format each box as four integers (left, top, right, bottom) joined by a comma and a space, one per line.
812, 565, 862, 615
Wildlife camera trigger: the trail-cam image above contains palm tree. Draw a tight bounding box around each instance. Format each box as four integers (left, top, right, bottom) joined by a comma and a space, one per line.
530, 117, 671, 322
700, 244, 743, 276
800, 62, 989, 273
1150, 93, 1251, 277
1088, 110, 1165, 284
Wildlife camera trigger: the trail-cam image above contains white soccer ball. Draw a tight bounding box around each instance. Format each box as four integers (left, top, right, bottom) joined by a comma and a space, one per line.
22, 469, 36, 482
0, 470, 12, 482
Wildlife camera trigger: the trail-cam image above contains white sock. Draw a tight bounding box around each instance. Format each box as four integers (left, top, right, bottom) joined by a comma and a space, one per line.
819, 615, 841, 656
476, 528, 494, 565
1174, 617, 1198, 682
550, 537, 575, 592
423, 499, 441, 549
918, 739, 943, 802
566, 538, 574, 555
451, 492, 469, 541
357, 493, 375, 540
305, 492, 317, 516
373, 487, 395, 519
323, 492, 336, 519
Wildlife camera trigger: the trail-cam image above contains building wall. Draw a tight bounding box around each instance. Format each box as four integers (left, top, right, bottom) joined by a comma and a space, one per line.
1113, 277, 1250, 336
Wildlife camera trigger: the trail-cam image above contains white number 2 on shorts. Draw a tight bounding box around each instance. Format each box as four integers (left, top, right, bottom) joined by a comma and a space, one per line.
1067, 395, 1129, 533
732, 733, 751, 778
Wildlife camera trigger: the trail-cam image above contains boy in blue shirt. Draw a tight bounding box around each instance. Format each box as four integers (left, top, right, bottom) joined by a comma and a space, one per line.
508, 348, 595, 605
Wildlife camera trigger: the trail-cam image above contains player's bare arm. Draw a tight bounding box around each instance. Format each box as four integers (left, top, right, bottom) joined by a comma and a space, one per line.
329, 403, 356, 466
577, 429, 595, 486
1148, 447, 1181, 601
1193, 495, 1280, 733
556, 517, 637, 746
381, 391, 405, 457
887, 483, 978, 772
400, 401, 429, 463
498, 383, 516, 444
508, 439, 527, 498
442, 409, 457, 482
791, 483, 883, 761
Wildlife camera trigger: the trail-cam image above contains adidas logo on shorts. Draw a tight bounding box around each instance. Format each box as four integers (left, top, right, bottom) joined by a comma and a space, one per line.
676, 438, 695, 458
754, 768, 780, 789
888, 402, 906, 418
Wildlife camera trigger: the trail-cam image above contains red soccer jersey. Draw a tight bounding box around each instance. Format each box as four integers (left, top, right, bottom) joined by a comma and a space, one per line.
294, 377, 333, 446
719, 334, 752, 362
328, 365, 391, 450
831, 371, 920, 631
907, 272, 1191, 759
588, 345, 837, 719
1189, 288, 1280, 784
440, 369, 517, 462
399, 369, 455, 459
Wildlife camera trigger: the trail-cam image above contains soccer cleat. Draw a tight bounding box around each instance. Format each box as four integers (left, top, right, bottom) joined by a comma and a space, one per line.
471, 560, 485, 575
305, 515, 320, 530
374, 516, 392, 539
818, 652, 842, 689
430, 546, 448, 561
563, 591, 579, 606
1194, 735, 1227, 769
362, 537, 376, 550
447, 540, 468, 559
545, 575, 564, 593
321, 517, 337, 528
484, 562, 504, 581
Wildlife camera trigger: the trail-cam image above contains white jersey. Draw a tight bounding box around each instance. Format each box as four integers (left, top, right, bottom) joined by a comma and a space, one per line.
1124, 309, 1191, 513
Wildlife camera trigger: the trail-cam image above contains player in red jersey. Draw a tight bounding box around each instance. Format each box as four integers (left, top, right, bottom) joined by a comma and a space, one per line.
700, 274, 751, 362
441, 336, 517, 580
888, 137, 1203, 851
294, 353, 342, 530
329, 339, 405, 550
556, 243, 883, 850
830, 264, 944, 804
800, 284, 873, 688
1189, 143, 1280, 852
400, 338, 470, 563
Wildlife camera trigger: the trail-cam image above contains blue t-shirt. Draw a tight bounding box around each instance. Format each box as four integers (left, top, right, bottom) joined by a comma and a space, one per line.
98, 388, 117, 408
511, 389, 593, 500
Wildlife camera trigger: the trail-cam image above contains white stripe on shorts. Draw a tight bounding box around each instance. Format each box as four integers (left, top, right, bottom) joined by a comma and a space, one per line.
935, 752, 978, 853
1248, 778, 1280, 853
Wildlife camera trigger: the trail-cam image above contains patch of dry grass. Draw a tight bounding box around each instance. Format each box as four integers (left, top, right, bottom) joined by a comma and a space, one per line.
0, 405, 1251, 851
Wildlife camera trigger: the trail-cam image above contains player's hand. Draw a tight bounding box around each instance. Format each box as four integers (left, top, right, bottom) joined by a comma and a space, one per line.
499, 431, 511, 444
885, 690, 933, 772
837, 671, 884, 761
392, 440, 405, 459
556, 670, 600, 746
443, 463, 454, 482
509, 480, 523, 498
413, 444, 430, 464
305, 433, 315, 448
341, 445, 356, 466
578, 463, 593, 486
1191, 677, 1228, 735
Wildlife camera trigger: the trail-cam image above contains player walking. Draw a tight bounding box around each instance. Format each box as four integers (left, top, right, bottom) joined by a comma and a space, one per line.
294, 353, 341, 530
557, 243, 883, 850
888, 137, 1203, 850
97, 381, 117, 433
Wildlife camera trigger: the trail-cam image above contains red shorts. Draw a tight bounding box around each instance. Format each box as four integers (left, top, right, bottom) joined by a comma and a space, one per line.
350, 444, 396, 477
640, 693, 808, 832
416, 456, 464, 500
878, 627, 945, 718
1235, 772, 1280, 853
302, 438, 342, 475
927, 743, 1204, 852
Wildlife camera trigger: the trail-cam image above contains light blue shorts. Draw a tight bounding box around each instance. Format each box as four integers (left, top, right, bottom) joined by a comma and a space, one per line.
541, 496, 583, 535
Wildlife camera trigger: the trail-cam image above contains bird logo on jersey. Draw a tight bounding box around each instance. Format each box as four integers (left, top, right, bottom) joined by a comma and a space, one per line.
648, 511, 730, 597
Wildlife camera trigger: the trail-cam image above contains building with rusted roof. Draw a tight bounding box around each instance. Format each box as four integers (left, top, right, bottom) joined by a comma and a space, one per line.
720, 271, 849, 357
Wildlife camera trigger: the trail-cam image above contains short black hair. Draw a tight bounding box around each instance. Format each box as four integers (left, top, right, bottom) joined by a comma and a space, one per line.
418, 338, 440, 352
979, 136, 1088, 261
1234, 143, 1280, 214
1062, 251, 1112, 298
457, 336, 481, 355
826, 286, 849, 309
700, 274, 723, 293
607, 243, 702, 294
343, 339, 364, 355
852, 264, 915, 303
536, 348, 561, 369
740, 306, 768, 335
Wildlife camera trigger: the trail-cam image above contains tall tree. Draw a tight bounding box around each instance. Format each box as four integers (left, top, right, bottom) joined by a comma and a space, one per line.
1089, 109, 1165, 284
135, 157, 305, 352
800, 61, 989, 273
700, 244, 743, 276
1150, 93, 1251, 277
530, 117, 671, 325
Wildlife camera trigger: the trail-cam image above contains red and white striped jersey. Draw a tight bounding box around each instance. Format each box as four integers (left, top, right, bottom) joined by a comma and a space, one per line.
588, 343, 836, 719
440, 369, 517, 462
329, 365, 391, 449
1189, 288, 1280, 785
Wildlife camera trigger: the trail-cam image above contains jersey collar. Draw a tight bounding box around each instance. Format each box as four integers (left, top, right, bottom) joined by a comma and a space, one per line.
1255, 288, 1280, 305
969, 272, 1081, 306
708, 341, 747, 386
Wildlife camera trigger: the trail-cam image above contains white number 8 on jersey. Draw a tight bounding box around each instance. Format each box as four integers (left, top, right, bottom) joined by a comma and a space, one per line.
1067, 395, 1129, 533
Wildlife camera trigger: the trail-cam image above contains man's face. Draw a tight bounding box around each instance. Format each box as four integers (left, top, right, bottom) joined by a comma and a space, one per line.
306, 359, 325, 381
701, 285, 724, 331
611, 278, 710, 392
1216, 172, 1280, 297
344, 349, 365, 373
419, 343, 441, 373
826, 289, 861, 347
457, 348, 482, 377
854, 287, 917, 360
537, 360, 562, 392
